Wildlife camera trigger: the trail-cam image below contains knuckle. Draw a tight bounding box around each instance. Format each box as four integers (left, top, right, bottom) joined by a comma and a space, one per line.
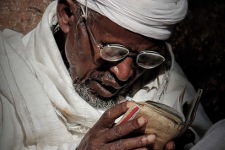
110, 140, 125, 150
104, 129, 114, 141
113, 126, 123, 137
137, 139, 145, 147
103, 109, 112, 120
117, 140, 124, 149
131, 118, 141, 129
121, 101, 130, 110
137, 136, 149, 147
87, 137, 104, 150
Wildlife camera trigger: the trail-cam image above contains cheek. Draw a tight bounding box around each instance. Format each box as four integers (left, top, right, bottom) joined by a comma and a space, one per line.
64, 31, 78, 68
64, 31, 97, 82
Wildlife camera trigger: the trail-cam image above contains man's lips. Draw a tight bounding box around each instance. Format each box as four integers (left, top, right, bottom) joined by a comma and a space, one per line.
87, 79, 127, 98
87, 80, 114, 97
86, 71, 128, 98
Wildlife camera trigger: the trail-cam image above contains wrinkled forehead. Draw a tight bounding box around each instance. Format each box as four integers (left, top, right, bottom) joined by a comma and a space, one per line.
75, 0, 187, 40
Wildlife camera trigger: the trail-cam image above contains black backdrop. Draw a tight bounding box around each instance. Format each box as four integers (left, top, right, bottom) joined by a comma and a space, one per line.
169, 0, 225, 123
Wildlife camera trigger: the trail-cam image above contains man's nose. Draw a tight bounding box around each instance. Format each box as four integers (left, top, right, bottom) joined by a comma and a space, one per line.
110, 57, 134, 81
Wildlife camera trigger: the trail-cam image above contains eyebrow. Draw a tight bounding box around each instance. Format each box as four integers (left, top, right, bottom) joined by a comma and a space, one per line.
87, 19, 165, 53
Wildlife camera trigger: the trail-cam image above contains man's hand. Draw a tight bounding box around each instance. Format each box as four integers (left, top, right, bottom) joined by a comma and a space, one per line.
77, 101, 175, 150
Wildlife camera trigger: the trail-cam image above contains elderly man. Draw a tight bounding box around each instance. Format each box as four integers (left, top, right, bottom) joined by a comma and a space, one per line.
0, 0, 216, 149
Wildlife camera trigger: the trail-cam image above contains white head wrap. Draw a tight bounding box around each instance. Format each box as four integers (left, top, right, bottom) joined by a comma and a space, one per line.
76, 0, 188, 40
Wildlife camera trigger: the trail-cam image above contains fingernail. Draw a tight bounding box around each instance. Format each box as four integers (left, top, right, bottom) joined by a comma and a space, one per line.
142, 134, 156, 143
126, 101, 136, 108
147, 134, 156, 142
137, 117, 146, 126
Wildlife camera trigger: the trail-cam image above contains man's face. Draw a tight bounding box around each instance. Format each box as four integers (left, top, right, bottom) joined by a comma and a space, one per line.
64, 9, 163, 109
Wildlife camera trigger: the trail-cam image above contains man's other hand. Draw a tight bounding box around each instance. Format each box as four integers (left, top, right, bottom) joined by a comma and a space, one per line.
76, 101, 175, 150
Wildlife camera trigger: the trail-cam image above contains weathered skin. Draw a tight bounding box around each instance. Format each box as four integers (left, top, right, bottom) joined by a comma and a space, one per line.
76, 101, 175, 150
58, 0, 163, 98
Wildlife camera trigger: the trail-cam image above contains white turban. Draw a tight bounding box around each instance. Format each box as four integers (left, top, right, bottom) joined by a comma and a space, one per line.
76, 0, 188, 40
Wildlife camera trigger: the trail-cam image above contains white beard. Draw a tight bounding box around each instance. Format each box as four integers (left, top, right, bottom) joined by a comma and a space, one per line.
73, 83, 123, 110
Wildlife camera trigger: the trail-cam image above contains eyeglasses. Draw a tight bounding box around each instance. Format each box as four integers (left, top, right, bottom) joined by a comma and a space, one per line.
85, 23, 166, 69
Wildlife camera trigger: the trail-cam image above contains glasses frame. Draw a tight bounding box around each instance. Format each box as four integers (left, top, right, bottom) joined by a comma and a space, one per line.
79, 6, 166, 69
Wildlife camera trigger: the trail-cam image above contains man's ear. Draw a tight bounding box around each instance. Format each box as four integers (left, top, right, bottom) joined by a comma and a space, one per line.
57, 2, 74, 33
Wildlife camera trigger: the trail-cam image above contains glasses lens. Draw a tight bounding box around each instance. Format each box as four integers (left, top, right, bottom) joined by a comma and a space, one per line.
100, 45, 129, 61
137, 52, 165, 69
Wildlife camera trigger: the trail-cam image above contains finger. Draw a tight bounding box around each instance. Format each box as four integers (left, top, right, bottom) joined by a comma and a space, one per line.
106, 134, 156, 150
164, 141, 175, 150
97, 101, 136, 128
103, 117, 147, 142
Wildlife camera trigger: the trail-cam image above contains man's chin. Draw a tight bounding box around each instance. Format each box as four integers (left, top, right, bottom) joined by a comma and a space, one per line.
73, 83, 123, 110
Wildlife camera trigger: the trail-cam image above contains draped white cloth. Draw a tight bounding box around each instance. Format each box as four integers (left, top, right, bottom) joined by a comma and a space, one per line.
0, 1, 212, 150
76, 0, 188, 40
190, 119, 225, 150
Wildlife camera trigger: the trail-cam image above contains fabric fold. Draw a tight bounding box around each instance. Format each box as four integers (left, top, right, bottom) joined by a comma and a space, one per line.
76, 0, 188, 40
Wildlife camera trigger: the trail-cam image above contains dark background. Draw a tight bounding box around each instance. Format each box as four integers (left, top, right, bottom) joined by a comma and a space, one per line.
0, 0, 225, 123
170, 0, 225, 123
